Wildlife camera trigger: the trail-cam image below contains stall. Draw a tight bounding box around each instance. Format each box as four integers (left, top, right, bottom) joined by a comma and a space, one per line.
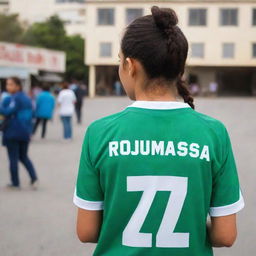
0, 41, 66, 92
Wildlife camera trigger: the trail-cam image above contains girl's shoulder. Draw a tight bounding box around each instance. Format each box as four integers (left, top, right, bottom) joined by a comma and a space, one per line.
88, 109, 129, 132
190, 110, 228, 137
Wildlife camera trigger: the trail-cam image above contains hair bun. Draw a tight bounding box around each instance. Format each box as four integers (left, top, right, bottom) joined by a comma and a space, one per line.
151, 6, 178, 30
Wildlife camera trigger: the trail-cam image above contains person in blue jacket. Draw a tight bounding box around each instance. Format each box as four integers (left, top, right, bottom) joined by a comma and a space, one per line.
0, 77, 38, 189
0, 91, 11, 135
33, 84, 55, 139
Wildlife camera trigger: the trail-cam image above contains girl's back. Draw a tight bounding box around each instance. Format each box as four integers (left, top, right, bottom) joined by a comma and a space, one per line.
74, 101, 243, 256
74, 6, 244, 256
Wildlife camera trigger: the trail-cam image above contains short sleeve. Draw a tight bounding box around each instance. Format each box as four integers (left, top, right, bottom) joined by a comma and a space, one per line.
209, 128, 244, 217
73, 127, 104, 210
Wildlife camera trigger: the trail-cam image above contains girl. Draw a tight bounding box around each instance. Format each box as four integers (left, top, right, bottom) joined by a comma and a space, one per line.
0, 77, 38, 189
73, 7, 244, 256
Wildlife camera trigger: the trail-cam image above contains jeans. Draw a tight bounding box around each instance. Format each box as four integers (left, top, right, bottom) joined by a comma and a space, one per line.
5, 140, 37, 187
33, 118, 48, 138
61, 116, 72, 139
75, 102, 83, 124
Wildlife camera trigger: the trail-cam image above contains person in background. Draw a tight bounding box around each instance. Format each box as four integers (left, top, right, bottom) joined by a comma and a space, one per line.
33, 84, 55, 139
0, 77, 38, 189
190, 82, 200, 96
57, 81, 76, 140
0, 90, 11, 139
29, 84, 42, 109
114, 80, 122, 96
73, 83, 85, 124
69, 79, 79, 91
0, 90, 10, 102
70, 79, 85, 124
209, 81, 218, 97
0, 89, 10, 126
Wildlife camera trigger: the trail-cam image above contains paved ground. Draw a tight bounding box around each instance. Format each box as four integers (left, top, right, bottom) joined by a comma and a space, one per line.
0, 97, 255, 256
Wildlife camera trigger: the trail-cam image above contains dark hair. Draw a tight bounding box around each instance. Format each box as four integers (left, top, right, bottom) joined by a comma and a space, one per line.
61, 81, 69, 89
9, 76, 23, 91
42, 84, 50, 91
121, 6, 194, 109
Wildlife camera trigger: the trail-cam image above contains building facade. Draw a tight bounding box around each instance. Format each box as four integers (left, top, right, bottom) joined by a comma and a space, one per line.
84, 0, 256, 97
8, 0, 86, 36
0, 0, 8, 13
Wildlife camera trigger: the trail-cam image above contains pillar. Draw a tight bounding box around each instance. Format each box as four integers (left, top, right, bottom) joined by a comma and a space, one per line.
89, 65, 96, 98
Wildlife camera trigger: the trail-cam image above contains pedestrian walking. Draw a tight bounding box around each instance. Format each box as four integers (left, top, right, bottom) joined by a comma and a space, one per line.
209, 81, 218, 97
0, 77, 38, 189
114, 80, 122, 96
0, 91, 10, 132
70, 80, 85, 124
73, 6, 244, 256
74, 84, 85, 124
57, 82, 76, 140
33, 84, 55, 139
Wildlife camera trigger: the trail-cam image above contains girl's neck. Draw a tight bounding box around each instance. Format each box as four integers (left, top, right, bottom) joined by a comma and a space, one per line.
135, 85, 177, 102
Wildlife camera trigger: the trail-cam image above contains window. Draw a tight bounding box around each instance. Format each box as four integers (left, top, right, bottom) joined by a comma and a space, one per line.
97, 8, 115, 25
126, 8, 143, 25
253, 43, 256, 58
100, 42, 112, 57
191, 43, 204, 58
188, 9, 207, 26
220, 8, 238, 26
253, 9, 256, 25
222, 43, 235, 58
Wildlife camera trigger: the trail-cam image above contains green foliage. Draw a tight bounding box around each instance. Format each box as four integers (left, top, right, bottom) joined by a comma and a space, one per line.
0, 14, 24, 43
23, 15, 67, 51
65, 35, 88, 81
0, 14, 88, 81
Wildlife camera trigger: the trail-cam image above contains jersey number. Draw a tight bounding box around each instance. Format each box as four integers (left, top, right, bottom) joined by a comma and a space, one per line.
122, 176, 189, 248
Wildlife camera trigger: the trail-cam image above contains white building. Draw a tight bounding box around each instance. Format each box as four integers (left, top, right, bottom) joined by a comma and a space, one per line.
0, 0, 8, 13
84, 0, 256, 97
8, 0, 86, 36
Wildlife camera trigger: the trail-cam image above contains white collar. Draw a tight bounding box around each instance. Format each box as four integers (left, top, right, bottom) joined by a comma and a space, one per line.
127, 101, 191, 110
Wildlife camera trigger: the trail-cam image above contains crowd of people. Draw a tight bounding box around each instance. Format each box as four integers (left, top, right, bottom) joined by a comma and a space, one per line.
0, 76, 86, 189
188, 81, 219, 97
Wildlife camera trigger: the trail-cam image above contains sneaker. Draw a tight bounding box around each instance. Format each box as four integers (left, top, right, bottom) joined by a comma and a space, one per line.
30, 179, 39, 190
6, 184, 21, 190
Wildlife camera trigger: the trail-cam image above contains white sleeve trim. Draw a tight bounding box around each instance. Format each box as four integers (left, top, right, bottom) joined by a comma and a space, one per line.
209, 191, 245, 217
73, 191, 104, 211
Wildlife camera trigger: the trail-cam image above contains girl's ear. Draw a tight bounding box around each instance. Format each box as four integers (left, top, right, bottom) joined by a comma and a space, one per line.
126, 57, 136, 77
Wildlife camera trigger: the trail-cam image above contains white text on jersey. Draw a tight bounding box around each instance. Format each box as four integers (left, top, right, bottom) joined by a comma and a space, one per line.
109, 140, 210, 162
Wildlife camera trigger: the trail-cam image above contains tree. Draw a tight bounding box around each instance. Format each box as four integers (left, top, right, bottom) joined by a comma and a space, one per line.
0, 14, 88, 81
23, 15, 67, 50
0, 14, 24, 43
65, 35, 88, 81
23, 15, 88, 81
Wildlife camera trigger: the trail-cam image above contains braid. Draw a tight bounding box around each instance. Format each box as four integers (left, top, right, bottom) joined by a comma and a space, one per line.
164, 28, 195, 109
159, 17, 195, 109
176, 76, 195, 109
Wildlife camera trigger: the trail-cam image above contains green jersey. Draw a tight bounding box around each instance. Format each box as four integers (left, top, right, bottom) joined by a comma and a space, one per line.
74, 101, 244, 256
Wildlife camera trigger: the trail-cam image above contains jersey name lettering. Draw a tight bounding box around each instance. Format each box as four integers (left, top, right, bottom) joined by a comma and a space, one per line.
109, 140, 210, 161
